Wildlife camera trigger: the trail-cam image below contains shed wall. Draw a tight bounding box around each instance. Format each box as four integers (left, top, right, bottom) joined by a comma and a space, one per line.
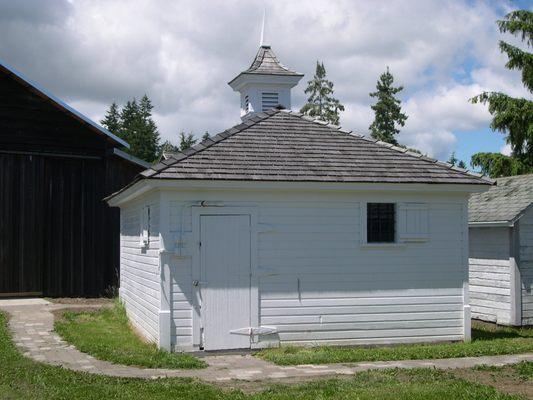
468, 227, 512, 324
119, 193, 161, 343
163, 189, 468, 349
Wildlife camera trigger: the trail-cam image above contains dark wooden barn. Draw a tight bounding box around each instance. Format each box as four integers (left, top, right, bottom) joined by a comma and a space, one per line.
0, 61, 148, 297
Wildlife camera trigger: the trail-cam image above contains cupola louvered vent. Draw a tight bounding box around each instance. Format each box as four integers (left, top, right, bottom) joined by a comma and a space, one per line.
262, 92, 279, 111
244, 95, 250, 113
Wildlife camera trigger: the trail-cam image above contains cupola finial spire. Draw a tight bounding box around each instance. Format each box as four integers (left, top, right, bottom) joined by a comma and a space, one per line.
260, 8, 267, 47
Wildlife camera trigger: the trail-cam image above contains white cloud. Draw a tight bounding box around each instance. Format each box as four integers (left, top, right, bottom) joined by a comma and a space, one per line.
0, 0, 524, 153
500, 143, 512, 156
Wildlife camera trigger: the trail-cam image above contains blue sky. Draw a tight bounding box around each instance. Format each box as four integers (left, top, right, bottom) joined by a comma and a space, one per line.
0, 0, 530, 165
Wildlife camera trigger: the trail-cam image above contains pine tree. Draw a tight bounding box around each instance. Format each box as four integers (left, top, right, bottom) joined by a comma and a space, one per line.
447, 152, 468, 169
158, 140, 180, 156
101, 95, 161, 163
100, 102, 121, 135
300, 62, 345, 125
369, 67, 408, 145
470, 10, 533, 175
202, 131, 211, 141
179, 132, 197, 151
447, 152, 459, 166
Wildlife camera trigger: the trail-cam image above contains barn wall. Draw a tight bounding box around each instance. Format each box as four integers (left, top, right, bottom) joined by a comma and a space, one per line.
519, 207, 533, 325
468, 227, 512, 324
0, 152, 140, 296
119, 192, 161, 343
0, 70, 143, 297
163, 189, 469, 349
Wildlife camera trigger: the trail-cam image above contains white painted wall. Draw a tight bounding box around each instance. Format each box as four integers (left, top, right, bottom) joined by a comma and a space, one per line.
119, 192, 161, 343
162, 189, 469, 350
519, 207, 533, 324
468, 227, 512, 324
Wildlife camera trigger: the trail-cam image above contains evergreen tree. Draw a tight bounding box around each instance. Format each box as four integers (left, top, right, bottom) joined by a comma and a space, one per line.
158, 140, 180, 157
179, 132, 197, 151
369, 67, 408, 145
447, 152, 459, 166
202, 131, 211, 141
470, 10, 533, 174
100, 102, 121, 135
447, 152, 468, 169
101, 95, 161, 163
300, 61, 345, 125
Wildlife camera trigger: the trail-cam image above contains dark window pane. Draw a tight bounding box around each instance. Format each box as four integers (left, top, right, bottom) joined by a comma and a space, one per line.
367, 203, 395, 243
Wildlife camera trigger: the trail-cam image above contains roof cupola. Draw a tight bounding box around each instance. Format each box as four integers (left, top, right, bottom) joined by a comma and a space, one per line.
228, 13, 303, 120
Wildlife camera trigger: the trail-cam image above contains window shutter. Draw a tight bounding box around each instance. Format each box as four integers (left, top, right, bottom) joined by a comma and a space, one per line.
140, 206, 150, 246
398, 203, 429, 242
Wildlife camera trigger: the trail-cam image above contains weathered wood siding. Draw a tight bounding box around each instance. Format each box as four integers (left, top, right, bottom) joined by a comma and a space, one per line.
119, 194, 161, 342
468, 227, 511, 324
161, 190, 468, 349
0, 69, 142, 296
519, 207, 533, 325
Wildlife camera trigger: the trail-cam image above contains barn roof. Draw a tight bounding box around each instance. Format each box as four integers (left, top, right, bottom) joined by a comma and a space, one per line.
469, 174, 533, 224
0, 60, 129, 149
228, 45, 303, 85
141, 109, 492, 185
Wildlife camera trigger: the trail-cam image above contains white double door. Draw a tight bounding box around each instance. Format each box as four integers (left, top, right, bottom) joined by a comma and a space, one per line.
199, 214, 251, 350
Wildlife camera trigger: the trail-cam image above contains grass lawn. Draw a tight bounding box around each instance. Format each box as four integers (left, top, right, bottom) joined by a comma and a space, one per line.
54, 301, 206, 369
257, 321, 533, 366
1, 312, 527, 400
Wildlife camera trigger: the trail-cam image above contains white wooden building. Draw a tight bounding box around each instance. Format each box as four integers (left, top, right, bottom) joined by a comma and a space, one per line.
469, 174, 533, 326
107, 44, 492, 351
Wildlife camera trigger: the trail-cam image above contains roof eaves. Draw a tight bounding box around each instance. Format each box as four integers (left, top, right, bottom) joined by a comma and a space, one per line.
111, 148, 151, 169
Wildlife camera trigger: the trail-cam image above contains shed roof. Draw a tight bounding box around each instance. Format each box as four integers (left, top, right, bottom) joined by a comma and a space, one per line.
0, 60, 129, 149
141, 109, 492, 185
469, 174, 533, 224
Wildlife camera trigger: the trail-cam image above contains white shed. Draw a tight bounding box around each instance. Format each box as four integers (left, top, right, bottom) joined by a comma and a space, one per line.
469, 174, 533, 326
106, 44, 492, 351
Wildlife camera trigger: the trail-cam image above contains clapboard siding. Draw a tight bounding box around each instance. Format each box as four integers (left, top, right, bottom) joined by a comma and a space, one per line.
519, 207, 533, 324
468, 227, 512, 324
164, 190, 468, 348
119, 194, 160, 343
170, 257, 193, 347
257, 201, 465, 345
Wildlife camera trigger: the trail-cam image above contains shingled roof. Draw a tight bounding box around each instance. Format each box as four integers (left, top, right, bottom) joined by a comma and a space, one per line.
229, 45, 303, 84
469, 174, 533, 224
142, 109, 492, 185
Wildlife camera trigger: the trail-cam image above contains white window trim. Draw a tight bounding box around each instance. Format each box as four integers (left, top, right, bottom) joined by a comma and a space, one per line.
360, 202, 404, 248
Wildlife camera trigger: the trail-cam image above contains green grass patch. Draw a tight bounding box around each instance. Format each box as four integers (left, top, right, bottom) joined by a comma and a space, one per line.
54, 301, 206, 369
0, 311, 522, 399
513, 361, 533, 380
257, 321, 533, 366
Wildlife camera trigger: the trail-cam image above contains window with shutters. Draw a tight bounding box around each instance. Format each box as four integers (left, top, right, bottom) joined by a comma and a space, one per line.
140, 206, 150, 246
243, 95, 250, 113
367, 203, 396, 243
262, 92, 279, 111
